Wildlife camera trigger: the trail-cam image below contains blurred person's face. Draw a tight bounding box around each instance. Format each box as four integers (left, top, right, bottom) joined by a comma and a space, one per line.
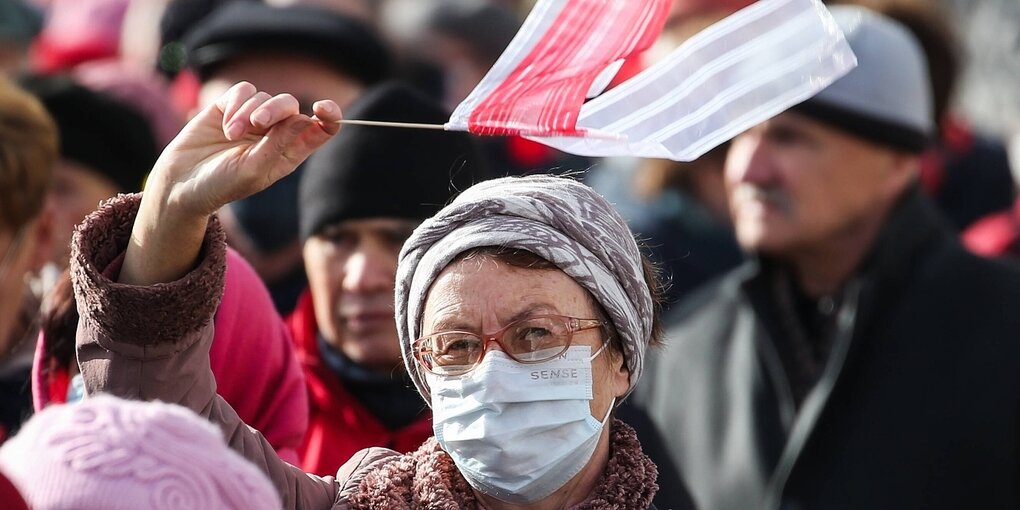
725, 112, 915, 256
0, 43, 29, 77
47, 160, 120, 268
197, 53, 364, 113
303, 218, 418, 371
420, 257, 629, 420
0, 212, 52, 352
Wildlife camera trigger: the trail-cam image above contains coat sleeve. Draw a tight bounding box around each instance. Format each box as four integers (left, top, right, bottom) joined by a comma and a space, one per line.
211, 248, 309, 464
70, 193, 338, 510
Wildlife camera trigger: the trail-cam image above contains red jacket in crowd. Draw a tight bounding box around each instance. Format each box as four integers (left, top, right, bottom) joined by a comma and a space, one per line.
286, 291, 433, 476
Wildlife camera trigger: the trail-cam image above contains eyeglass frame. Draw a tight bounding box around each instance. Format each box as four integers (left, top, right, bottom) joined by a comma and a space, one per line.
412, 314, 606, 376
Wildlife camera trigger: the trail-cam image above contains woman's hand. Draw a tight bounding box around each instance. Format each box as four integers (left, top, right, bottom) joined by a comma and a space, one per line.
119, 82, 342, 286
151, 81, 341, 219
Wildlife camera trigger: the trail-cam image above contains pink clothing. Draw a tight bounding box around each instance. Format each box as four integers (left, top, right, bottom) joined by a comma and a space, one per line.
31, 0, 130, 72
211, 248, 309, 464
0, 395, 281, 510
33, 247, 308, 464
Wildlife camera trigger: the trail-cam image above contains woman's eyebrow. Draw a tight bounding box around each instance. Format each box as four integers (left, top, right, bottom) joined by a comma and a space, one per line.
507, 304, 559, 324
428, 304, 561, 333
429, 318, 474, 332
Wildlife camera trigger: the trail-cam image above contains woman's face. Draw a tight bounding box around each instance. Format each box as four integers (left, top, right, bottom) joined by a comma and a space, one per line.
421, 256, 630, 418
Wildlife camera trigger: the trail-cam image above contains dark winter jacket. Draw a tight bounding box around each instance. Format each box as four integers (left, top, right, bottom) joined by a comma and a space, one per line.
635, 188, 1020, 510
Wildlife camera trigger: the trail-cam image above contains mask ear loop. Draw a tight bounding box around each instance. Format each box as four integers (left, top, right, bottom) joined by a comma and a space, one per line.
589, 339, 618, 423
597, 396, 616, 426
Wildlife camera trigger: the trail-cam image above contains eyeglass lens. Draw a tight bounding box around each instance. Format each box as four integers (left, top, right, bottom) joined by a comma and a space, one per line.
419, 316, 575, 374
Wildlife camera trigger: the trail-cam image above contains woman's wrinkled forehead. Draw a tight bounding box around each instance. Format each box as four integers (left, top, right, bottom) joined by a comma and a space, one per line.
420, 252, 598, 334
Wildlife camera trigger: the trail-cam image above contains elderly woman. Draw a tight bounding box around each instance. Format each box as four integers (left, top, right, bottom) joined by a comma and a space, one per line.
70, 83, 665, 509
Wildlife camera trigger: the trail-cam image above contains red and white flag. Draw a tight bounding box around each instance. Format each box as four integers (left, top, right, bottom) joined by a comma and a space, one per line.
446, 0, 671, 137
445, 0, 857, 161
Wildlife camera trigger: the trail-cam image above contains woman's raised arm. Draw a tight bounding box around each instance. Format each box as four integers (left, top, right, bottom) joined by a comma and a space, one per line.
119, 81, 341, 286
72, 82, 346, 509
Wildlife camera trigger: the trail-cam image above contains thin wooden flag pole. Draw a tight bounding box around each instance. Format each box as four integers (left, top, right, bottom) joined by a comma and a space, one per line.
336, 119, 448, 130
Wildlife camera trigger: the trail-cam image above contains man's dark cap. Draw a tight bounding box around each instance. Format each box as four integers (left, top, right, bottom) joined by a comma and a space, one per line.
183, 2, 391, 84
427, 2, 521, 64
19, 75, 157, 192
300, 82, 491, 240
0, 0, 42, 44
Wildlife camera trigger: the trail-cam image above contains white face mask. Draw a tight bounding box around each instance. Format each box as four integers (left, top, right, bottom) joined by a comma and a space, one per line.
425, 344, 613, 504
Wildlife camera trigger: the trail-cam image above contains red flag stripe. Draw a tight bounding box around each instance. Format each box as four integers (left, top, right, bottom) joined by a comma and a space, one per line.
540, 4, 606, 131
466, 0, 670, 136
489, 0, 602, 133
489, 0, 632, 133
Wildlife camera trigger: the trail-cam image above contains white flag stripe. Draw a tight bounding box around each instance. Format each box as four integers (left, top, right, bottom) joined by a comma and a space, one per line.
652, 37, 838, 142
527, 0, 856, 160
577, 0, 797, 119
587, 59, 626, 98
582, 0, 808, 129
660, 40, 852, 157
672, 82, 833, 158
446, 0, 566, 131
530, 40, 852, 160
604, 9, 821, 137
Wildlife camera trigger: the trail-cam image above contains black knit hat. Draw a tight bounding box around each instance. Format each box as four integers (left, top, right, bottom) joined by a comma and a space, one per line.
19, 75, 157, 193
182, 2, 391, 84
299, 82, 490, 240
427, 2, 520, 64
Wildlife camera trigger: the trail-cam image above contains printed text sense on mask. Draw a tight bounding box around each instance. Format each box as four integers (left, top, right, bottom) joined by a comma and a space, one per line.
531, 368, 581, 380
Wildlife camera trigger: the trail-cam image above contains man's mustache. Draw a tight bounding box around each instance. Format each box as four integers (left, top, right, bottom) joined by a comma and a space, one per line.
731, 184, 793, 214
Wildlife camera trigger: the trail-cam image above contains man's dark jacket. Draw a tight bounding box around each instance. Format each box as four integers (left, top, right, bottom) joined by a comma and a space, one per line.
634, 189, 1020, 510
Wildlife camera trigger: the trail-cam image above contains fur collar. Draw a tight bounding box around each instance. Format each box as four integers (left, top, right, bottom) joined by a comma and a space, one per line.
349, 419, 657, 509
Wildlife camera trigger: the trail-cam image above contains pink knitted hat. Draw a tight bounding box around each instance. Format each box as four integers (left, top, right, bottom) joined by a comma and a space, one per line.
0, 395, 282, 510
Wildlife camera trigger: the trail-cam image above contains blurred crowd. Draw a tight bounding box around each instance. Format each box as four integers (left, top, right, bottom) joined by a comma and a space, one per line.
0, 0, 1018, 509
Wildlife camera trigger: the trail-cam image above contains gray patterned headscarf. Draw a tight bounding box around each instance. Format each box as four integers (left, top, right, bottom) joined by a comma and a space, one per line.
395, 175, 653, 402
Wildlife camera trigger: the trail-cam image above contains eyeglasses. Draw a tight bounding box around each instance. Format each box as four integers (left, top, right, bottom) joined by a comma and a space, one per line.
412, 314, 604, 376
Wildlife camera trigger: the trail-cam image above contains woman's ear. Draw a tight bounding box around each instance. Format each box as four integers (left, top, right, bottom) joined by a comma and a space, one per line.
610, 351, 630, 399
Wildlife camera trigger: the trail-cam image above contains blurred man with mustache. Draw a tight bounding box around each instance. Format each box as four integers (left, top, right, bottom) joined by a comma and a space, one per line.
289, 82, 489, 476
635, 6, 1020, 510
